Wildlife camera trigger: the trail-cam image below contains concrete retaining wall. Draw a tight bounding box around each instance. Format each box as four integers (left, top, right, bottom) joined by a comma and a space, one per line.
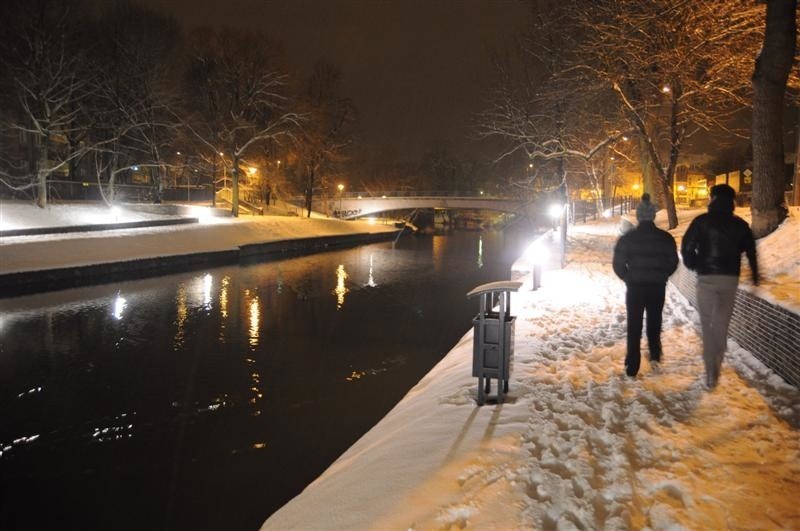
0, 231, 399, 298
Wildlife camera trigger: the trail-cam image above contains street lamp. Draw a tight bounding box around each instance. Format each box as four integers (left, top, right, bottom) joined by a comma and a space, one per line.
337, 183, 344, 216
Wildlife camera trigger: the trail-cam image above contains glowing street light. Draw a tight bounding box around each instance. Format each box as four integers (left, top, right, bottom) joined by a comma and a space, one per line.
548, 203, 563, 219
523, 238, 549, 290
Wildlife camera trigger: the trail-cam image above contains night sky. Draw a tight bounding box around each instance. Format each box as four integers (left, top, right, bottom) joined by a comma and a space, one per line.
138, 0, 532, 164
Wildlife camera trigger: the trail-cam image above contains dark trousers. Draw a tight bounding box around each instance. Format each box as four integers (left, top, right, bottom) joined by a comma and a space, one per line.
625, 283, 666, 376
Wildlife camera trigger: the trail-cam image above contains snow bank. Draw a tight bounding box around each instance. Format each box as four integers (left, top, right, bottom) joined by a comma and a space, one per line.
0, 202, 397, 275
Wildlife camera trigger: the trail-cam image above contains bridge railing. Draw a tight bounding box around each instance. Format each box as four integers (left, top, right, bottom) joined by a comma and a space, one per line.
289, 191, 522, 201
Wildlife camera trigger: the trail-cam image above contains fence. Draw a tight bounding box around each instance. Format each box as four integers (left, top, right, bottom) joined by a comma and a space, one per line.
671, 264, 800, 388
571, 196, 637, 224
0, 179, 212, 203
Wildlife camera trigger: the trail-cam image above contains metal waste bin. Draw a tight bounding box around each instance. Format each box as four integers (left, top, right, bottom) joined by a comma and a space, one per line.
467, 281, 522, 405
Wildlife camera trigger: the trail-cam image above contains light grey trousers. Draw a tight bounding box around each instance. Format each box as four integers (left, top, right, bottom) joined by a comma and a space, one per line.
696, 274, 739, 385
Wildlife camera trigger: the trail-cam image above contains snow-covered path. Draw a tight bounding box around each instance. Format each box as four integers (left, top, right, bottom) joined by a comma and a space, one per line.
264, 222, 800, 530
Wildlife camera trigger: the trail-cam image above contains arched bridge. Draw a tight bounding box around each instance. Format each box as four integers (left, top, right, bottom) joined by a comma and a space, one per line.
295, 191, 531, 220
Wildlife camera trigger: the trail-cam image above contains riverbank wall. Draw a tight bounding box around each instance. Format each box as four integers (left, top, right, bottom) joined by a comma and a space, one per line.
0, 217, 400, 298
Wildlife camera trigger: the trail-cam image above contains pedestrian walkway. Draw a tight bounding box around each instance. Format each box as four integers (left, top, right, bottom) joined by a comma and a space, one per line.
263, 221, 800, 530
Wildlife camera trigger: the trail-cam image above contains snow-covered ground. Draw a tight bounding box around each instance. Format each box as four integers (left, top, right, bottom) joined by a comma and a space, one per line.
264, 208, 800, 530
0, 200, 397, 275
0, 200, 187, 229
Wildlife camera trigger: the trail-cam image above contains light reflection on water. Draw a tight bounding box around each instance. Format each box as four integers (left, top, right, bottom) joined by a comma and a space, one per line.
174, 285, 187, 350
201, 273, 213, 309
113, 293, 127, 320
248, 292, 260, 348
220, 276, 229, 319
0, 228, 528, 530
367, 253, 377, 287
334, 264, 349, 309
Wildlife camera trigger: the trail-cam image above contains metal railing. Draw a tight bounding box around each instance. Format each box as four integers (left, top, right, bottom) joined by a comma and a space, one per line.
0, 179, 213, 203
287, 190, 522, 203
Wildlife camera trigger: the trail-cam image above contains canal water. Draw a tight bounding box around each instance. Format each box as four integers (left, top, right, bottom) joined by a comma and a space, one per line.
0, 228, 529, 530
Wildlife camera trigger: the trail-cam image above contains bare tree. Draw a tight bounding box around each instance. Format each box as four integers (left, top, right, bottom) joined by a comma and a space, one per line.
579, 0, 764, 228
291, 61, 357, 217
89, 1, 183, 205
477, 0, 633, 213
0, 0, 94, 207
183, 28, 298, 217
751, 0, 797, 237
481, 1, 766, 229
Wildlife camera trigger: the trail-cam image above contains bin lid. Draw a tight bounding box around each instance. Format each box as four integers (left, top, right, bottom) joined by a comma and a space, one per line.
466, 281, 523, 298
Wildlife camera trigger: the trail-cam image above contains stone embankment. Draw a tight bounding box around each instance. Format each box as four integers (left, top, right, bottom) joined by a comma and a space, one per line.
0, 215, 399, 297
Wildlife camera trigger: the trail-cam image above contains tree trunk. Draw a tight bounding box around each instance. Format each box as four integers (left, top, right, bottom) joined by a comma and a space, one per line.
638, 138, 655, 198
751, 0, 796, 237
109, 151, 118, 204
153, 165, 164, 204
795, 105, 800, 206
36, 134, 49, 208
304, 167, 315, 217
662, 180, 678, 229
211, 157, 217, 207
232, 154, 240, 217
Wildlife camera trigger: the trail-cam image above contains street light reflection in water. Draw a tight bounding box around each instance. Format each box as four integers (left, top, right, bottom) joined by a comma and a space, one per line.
335, 264, 349, 309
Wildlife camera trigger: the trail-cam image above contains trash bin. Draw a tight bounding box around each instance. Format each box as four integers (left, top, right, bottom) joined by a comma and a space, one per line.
466, 280, 522, 405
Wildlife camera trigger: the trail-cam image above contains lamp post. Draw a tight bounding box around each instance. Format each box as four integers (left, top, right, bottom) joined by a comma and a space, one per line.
337, 183, 344, 217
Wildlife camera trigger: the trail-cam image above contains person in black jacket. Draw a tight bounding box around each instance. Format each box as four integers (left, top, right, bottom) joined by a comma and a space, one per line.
613, 194, 679, 377
681, 184, 759, 389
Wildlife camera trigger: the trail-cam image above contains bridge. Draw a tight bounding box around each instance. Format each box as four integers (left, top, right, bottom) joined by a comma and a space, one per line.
292, 191, 534, 220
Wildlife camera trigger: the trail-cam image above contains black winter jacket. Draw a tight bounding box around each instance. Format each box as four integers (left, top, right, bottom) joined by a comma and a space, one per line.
613, 221, 678, 285
680, 209, 758, 282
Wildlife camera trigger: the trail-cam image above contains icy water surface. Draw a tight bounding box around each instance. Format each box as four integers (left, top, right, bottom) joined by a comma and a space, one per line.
0, 228, 528, 530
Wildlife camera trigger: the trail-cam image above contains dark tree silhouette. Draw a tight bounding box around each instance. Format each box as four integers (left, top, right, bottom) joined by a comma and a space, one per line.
751, 0, 797, 237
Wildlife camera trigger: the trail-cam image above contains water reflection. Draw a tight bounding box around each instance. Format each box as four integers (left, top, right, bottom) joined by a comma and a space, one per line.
478, 235, 484, 268
202, 273, 213, 310
432, 234, 445, 273
219, 276, 230, 343
92, 412, 136, 443
113, 293, 127, 320
334, 264, 349, 309
174, 285, 187, 350
247, 291, 260, 348
367, 253, 377, 287
220, 276, 230, 319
